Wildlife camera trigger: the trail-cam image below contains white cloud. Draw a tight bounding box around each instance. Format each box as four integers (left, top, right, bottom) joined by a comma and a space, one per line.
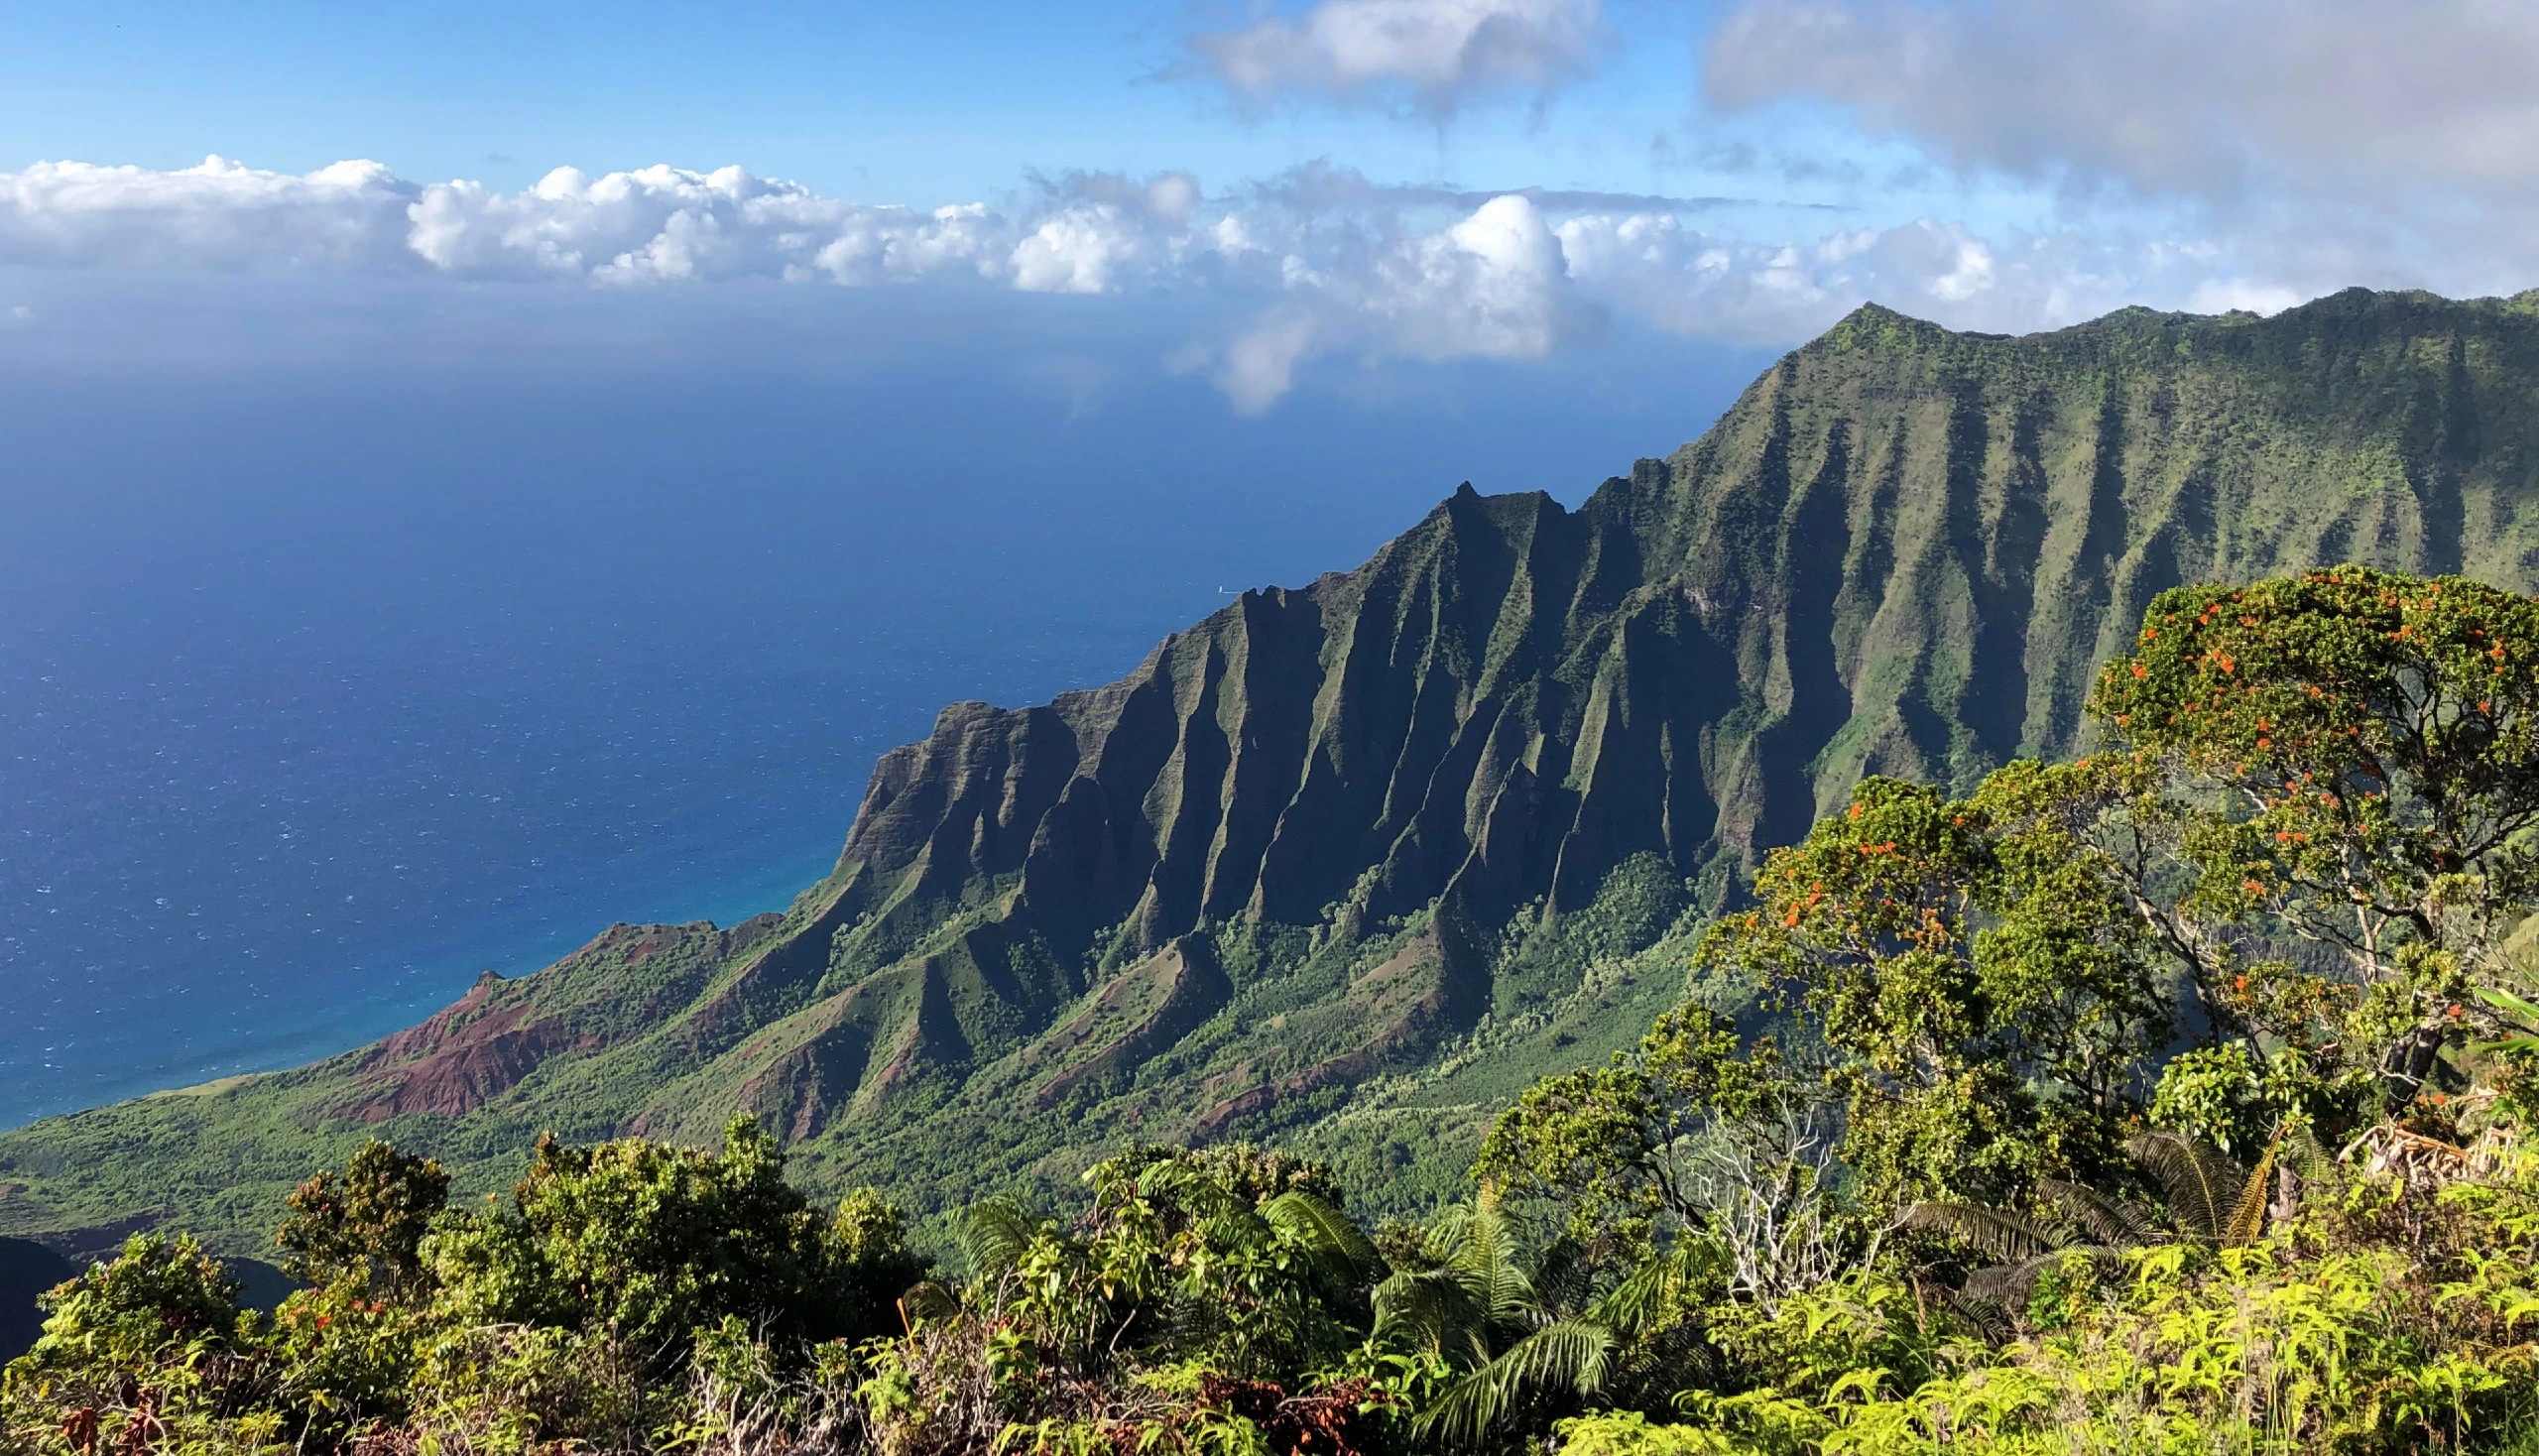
2184, 279, 2303, 317
1191, 0, 1604, 114
1702, 0, 2539, 294
403, 164, 1009, 286
1012, 205, 1154, 295
1379, 192, 1575, 357
0, 154, 2358, 410
0, 156, 413, 272
1218, 307, 1321, 414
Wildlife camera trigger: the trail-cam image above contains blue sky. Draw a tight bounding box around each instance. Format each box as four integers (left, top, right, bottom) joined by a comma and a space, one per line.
0, 1, 1710, 200
3, 1, 2538, 409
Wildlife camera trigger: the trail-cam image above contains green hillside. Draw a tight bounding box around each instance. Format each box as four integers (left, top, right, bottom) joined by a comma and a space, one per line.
12, 285, 2539, 1258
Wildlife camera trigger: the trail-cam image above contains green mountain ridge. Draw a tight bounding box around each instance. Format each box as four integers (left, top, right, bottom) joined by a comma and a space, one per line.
13, 285, 2539, 1256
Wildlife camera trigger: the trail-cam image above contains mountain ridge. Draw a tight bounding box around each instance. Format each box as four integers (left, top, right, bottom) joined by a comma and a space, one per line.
10, 283, 2539, 1254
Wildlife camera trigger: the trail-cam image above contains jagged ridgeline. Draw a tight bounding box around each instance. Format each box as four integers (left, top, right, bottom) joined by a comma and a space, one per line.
10, 286, 2539, 1255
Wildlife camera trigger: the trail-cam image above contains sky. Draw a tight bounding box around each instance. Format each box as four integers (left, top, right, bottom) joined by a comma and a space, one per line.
8, 0, 2539, 411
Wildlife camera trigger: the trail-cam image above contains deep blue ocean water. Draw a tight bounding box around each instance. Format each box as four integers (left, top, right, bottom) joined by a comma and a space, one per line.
0, 282, 1765, 1127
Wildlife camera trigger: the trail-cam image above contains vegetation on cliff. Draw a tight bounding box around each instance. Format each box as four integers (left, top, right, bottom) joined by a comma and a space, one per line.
12, 567, 2539, 1454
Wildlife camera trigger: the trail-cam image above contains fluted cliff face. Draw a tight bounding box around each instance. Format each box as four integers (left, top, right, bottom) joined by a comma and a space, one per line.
12, 286, 2539, 1245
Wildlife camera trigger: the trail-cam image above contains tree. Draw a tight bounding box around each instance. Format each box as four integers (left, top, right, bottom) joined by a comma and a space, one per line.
276, 1140, 451, 1296
1697, 764, 2175, 1208
1684, 566, 2539, 1208
2092, 566, 2539, 1107
1478, 1007, 1855, 1310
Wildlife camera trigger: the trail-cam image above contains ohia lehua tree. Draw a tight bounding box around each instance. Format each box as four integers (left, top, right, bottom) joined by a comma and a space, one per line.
1702, 565, 2539, 1207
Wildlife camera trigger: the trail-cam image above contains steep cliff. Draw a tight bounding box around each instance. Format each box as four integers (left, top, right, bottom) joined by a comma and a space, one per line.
11, 286, 2539, 1248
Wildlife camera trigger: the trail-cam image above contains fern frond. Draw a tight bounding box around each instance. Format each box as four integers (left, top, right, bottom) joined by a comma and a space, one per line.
2037, 1177, 2156, 1251
1895, 1201, 2060, 1263
2223, 1136, 2279, 1248
1261, 1190, 1380, 1274
1527, 1236, 1594, 1318
1957, 1262, 2028, 1312
1443, 1197, 1538, 1326
1372, 1267, 1480, 1356
1959, 1248, 2113, 1316
899, 1279, 959, 1327
1412, 1319, 1615, 1446
2281, 1120, 2336, 1187
960, 1197, 1040, 1280
2124, 1132, 2250, 1241
1943, 1286, 2016, 1344
1587, 1243, 1723, 1338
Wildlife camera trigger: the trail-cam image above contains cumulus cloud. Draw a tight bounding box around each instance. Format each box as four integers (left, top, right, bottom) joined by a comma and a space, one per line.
1189, 0, 1605, 114
405, 165, 1016, 286
0, 153, 2342, 410
0, 156, 414, 271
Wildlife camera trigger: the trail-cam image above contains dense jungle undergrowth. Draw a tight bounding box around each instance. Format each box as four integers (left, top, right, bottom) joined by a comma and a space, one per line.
19, 565, 2539, 1456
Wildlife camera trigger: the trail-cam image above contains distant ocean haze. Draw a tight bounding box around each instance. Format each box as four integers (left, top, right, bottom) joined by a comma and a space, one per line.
0, 278, 1764, 1127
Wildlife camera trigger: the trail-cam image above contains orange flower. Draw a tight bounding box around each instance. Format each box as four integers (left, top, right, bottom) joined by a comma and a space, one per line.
2131, 663, 2148, 677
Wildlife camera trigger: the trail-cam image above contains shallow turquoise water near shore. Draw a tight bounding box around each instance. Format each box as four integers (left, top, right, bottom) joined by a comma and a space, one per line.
0, 304, 1761, 1128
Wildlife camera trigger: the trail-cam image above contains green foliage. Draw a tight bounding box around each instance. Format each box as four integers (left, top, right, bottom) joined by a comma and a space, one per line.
427, 1116, 922, 1366
1699, 765, 2173, 1208
1480, 1008, 1800, 1253
275, 1138, 450, 1294
21, 1232, 246, 1370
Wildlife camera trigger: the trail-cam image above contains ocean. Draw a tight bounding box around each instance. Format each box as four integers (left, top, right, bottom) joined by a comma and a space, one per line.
0, 284, 1762, 1127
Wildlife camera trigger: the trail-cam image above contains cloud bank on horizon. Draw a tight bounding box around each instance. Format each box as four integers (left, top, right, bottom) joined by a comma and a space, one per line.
0, 153, 2310, 412
4, 0, 2534, 411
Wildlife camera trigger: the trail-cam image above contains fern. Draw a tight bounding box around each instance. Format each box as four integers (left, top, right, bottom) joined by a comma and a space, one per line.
2223, 1136, 2279, 1249
1895, 1201, 2060, 1262
961, 1196, 1041, 1280
2036, 1177, 2158, 1250
1413, 1319, 1617, 1446
2125, 1131, 2252, 1241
